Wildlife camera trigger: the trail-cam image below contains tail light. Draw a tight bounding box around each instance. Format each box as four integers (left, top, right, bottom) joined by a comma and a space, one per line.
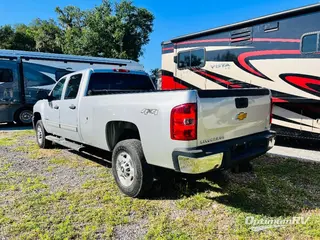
171, 103, 197, 140
270, 98, 273, 125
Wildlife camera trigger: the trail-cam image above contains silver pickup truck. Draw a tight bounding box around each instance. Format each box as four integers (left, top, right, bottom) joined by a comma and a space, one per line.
33, 68, 275, 197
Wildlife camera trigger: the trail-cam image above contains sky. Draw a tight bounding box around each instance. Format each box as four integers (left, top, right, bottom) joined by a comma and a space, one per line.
0, 0, 317, 72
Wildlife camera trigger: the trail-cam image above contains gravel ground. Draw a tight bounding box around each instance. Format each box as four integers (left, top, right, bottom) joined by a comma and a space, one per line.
0, 130, 319, 239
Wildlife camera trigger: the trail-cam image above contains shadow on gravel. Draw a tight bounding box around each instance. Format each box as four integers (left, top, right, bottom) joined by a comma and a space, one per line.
148, 158, 320, 217
69, 147, 112, 168
63, 142, 320, 217
208, 159, 320, 217
0, 123, 33, 132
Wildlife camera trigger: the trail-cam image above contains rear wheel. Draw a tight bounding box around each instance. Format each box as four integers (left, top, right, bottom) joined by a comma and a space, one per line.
112, 139, 153, 198
35, 120, 52, 149
14, 108, 33, 125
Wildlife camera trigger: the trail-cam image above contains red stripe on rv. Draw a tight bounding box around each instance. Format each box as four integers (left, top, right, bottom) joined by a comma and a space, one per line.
238, 50, 301, 77
162, 75, 187, 90
162, 47, 174, 51
272, 97, 288, 103
285, 76, 320, 93
193, 69, 241, 88
177, 38, 300, 45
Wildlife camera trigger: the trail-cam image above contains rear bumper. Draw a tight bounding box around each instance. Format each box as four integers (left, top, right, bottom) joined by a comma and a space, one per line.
172, 130, 276, 174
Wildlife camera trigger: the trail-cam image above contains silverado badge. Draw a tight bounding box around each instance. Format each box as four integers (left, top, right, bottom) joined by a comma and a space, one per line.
236, 112, 247, 121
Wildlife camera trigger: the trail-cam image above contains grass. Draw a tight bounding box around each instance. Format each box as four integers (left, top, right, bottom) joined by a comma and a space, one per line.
0, 130, 319, 239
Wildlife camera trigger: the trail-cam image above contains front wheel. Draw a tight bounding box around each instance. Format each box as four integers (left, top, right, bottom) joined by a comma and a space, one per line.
112, 139, 153, 198
35, 120, 52, 149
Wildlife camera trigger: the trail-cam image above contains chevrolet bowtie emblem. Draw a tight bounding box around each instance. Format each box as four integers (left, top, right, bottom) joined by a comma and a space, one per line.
236, 112, 247, 121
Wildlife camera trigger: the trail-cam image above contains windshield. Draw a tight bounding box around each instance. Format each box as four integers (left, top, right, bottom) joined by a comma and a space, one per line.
87, 72, 155, 95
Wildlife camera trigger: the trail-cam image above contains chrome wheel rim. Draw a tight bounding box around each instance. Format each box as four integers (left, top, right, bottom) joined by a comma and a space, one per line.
20, 110, 32, 124
37, 125, 43, 145
116, 151, 135, 187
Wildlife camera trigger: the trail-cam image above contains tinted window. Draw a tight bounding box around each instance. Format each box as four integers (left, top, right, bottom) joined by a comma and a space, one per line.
24, 67, 55, 87
302, 34, 318, 53
64, 74, 82, 99
0, 69, 13, 82
51, 78, 66, 100
55, 70, 73, 81
178, 52, 190, 69
191, 49, 205, 67
87, 72, 154, 96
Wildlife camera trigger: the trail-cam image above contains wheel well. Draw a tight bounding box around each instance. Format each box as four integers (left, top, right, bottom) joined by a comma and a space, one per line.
33, 112, 41, 126
106, 121, 141, 151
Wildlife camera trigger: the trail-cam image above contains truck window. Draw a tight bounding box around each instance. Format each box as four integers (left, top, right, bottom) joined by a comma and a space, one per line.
0, 69, 13, 82
64, 74, 82, 100
51, 78, 66, 100
301, 33, 318, 53
87, 72, 154, 96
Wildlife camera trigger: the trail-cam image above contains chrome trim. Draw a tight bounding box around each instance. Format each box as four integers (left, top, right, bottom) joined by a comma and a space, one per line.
178, 153, 224, 174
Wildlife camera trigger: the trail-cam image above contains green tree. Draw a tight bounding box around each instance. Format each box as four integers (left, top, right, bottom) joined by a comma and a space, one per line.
150, 68, 160, 87
0, 0, 154, 61
0, 24, 35, 51
55, 0, 154, 60
0, 25, 15, 49
30, 19, 63, 53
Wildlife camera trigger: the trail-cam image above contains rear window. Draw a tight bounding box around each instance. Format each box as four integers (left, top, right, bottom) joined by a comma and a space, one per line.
87, 72, 154, 96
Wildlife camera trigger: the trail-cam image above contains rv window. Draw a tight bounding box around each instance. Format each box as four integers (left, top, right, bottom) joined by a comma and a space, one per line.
64, 74, 82, 100
178, 52, 191, 69
301, 34, 318, 53
191, 49, 205, 67
0, 69, 13, 82
51, 78, 66, 100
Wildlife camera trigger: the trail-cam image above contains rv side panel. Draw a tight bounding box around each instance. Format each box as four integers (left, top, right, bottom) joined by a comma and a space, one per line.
161, 5, 320, 140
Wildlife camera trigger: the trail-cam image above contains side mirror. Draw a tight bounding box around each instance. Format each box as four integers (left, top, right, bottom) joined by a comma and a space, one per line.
47, 95, 54, 102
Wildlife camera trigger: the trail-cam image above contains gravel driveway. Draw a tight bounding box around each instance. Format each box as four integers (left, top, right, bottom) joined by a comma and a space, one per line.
0, 130, 319, 239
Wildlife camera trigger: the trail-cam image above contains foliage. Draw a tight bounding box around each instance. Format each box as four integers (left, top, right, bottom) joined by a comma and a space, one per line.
0, 1, 154, 61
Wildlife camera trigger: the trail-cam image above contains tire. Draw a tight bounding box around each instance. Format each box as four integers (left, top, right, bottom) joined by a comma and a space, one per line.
112, 139, 153, 198
35, 120, 52, 149
14, 108, 33, 125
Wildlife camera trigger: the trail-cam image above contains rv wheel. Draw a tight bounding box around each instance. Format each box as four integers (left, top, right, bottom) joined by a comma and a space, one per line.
14, 108, 33, 125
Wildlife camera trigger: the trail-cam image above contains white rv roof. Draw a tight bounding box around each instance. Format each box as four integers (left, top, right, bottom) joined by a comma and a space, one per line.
0, 49, 141, 67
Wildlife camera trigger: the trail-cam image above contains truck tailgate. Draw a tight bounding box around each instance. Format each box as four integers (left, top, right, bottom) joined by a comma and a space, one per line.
197, 89, 271, 146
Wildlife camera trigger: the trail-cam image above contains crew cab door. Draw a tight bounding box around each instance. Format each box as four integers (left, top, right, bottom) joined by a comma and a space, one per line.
58, 73, 82, 142
43, 78, 66, 135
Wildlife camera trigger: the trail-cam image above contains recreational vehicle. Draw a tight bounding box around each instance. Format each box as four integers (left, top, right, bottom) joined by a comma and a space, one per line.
0, 50, 143, 125
161, 3, 320, 140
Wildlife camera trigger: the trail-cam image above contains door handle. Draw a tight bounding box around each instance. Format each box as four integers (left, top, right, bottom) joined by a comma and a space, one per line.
69, 104, 76, 110
54, 105, 59, 110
